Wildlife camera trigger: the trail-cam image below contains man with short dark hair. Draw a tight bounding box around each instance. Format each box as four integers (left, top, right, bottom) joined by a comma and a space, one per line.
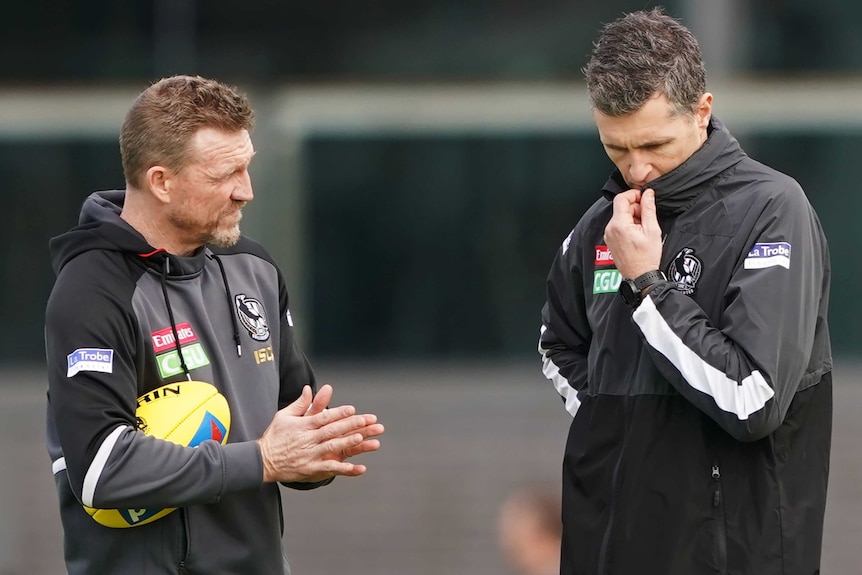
538, 9, 831, 575
46, 75, 384, 574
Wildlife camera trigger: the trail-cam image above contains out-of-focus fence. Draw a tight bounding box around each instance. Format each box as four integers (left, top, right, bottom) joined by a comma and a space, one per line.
3, 80, 862, 365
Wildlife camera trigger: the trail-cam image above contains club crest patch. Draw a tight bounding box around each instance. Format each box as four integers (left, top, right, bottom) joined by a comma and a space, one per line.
235, 294, 270, 341
667, 247, 702, 295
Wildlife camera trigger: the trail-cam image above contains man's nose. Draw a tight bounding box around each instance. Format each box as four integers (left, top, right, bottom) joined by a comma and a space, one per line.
628, 159, 652, 187
233, 171, 254, 202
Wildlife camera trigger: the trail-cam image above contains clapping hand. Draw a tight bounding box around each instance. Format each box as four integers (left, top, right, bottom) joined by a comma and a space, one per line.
257, 384, 384, 483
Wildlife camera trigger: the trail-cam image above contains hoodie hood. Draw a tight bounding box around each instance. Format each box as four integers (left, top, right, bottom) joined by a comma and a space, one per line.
49, 190, 207, 277
602, 116, 746, 217
50, 189, 246, 367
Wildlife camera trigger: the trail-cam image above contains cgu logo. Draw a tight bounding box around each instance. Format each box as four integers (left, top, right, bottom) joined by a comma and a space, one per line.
593, 269, 622, 294
156, 342, 211, 379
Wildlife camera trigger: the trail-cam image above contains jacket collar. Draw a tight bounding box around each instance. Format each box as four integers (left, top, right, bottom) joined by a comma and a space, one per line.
601, 116, 746, 217
50, 190, 210, 277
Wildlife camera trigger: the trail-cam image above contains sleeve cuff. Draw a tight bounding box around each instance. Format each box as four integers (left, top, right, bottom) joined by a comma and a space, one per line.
220, 441, 264, 492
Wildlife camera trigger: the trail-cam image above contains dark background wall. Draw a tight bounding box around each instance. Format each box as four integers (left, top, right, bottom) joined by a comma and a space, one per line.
1, 0, 860, 363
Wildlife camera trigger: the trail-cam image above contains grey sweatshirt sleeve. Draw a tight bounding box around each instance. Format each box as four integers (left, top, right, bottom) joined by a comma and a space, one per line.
632, 182, 830, 441
539, 229, 593, 416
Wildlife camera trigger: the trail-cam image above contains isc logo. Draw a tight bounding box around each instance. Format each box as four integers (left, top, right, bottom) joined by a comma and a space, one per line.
254, 346, 274, 365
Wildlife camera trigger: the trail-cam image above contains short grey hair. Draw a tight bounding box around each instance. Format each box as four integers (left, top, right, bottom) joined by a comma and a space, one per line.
582, 7, 706, 117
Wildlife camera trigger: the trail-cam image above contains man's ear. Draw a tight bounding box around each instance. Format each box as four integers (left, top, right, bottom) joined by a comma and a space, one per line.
695, 92, 713, 130
145, 165, 172, 205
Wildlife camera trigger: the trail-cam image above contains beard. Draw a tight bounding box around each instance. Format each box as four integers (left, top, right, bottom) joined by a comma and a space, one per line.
208, 217, 242, 247
168, 203, 244, 249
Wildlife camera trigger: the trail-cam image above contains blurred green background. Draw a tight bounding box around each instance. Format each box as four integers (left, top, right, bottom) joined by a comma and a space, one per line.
2, 0, 862, 364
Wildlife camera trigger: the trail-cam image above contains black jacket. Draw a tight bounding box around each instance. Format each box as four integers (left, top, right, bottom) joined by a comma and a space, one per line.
539, 118, 832, 575
46, 191, 324, 574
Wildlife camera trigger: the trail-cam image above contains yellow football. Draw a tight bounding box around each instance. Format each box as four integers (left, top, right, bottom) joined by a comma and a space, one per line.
84, 380, 231, 528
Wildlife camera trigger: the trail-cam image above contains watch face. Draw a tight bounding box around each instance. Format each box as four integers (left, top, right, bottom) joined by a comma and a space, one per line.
618, 280, 640, 308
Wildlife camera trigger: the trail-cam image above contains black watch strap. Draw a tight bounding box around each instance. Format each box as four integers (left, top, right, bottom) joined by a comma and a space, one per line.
632, 270, 667, 292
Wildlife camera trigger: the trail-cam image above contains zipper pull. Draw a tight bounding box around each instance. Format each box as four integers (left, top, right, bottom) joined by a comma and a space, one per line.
712, 464, 721, 507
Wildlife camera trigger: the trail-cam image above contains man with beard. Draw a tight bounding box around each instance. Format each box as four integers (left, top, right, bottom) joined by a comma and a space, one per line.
45, 75, 384, 575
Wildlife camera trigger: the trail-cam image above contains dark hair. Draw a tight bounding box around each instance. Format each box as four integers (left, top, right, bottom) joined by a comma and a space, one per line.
120, 75, 255, 190
582, 7, 706, 117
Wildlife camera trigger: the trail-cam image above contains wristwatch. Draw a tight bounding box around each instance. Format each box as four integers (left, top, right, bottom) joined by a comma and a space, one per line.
619, 270, 667, 309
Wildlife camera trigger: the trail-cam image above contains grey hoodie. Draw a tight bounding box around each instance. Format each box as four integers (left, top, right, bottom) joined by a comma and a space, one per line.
46, 191, 325, 574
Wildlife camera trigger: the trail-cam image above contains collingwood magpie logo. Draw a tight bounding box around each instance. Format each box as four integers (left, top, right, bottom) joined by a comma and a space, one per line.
235, 294, 270, 341
668, 247, 702, 295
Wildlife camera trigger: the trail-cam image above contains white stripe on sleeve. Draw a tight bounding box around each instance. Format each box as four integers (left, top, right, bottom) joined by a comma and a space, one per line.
539, 326, 580, 417
82, 425, 130, 507
633, 296, 774, 420
52, 457, 66, 474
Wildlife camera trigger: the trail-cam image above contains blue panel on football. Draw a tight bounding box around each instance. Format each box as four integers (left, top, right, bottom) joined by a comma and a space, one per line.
189, 411, 227, 446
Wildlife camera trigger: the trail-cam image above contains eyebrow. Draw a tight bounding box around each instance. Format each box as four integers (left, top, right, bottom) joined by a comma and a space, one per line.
222, 151, 258, 174
603, 138, 674, 151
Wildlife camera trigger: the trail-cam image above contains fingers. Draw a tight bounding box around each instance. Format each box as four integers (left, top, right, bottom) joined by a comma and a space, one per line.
612, 190, 637, 216
283, 385, 313, 416
330, 430, 383, 459
293, 433, 377, 481
606, 189, 644, 243
337, 422, 385, 457
261, 392, 384, 483
326, 462, 368, 477
342, 437, 382, 458
305, 384, 333, 416
300, 458, 369, 480
631, 202, 642, 224
618, 188, 642, 204
355, 422, 385, 439
307, 404, 357, 430
640, 188, 661, 234
317, 413, 379, 442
